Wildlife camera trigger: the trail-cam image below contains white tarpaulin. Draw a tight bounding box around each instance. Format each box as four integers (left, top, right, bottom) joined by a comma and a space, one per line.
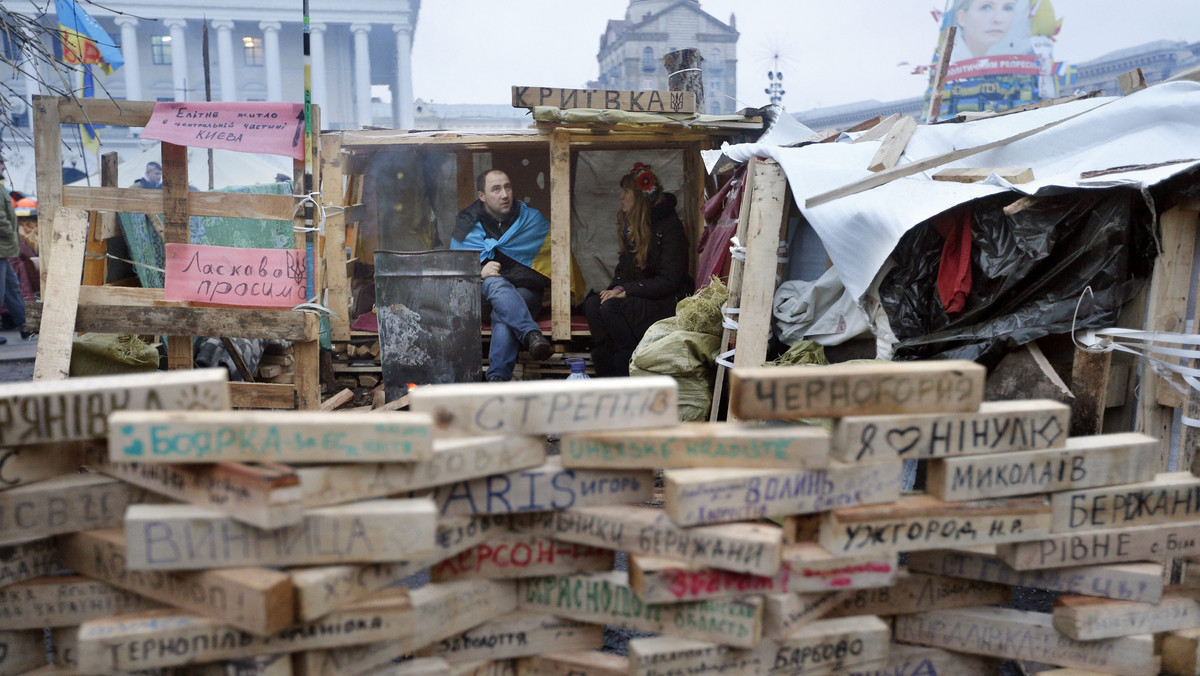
714, 81, 1200, 299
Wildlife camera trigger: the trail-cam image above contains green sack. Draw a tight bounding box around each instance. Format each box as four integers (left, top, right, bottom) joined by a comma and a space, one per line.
70, 334, 159, 377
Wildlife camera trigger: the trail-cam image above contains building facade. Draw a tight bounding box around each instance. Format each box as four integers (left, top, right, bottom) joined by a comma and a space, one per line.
593, 0, 738, 115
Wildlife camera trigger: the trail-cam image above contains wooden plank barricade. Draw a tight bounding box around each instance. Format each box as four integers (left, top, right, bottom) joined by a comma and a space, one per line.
996, 520, 1200, 569
1052, 589, 1200, 640
424, 459, 654, 516
0, 574, 161, 630
0, 537, 59, 589
561, 422, 830, 470
0, 473, 135, 544
421, 611, 603, 664
1050, 471, 1200, 532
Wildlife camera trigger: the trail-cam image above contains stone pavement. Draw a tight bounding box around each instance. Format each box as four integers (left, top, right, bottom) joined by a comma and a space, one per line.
0, 327, 36, 382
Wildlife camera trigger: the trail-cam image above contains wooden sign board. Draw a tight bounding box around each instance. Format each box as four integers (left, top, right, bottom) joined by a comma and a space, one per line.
432, 534, 613, 581
779, 542, 899, 593
730, 361, 985, 420
58, 527, 295, 635
894, 606, 1158, 675
424, 460, 654, 516
761, 592, 843, 640
996, 520, 1200, 570
108, 410, 433, 464
519, 572, 762, 649
561, 422, 830, 470
547, 505, 783, 576
408, 377, 677, 436
907, 547, 1164, 603
164, 242, 307, 308
0, 473, 134, 545
0, 574, 160, 630
291, 514, 507, 621
926, 433, 1160, 501
94, 450, 303, 530
511, 86, 696, 114
817, 494, 1051, 555
664, 460, 901, 526
823, 570, 1009, 618
294, 580, 517, 676
123, 499, 438, 570
297, 435, 546, 508
75, 592, 415, 672
0, 439, 89, 491
515, 651, 627, 676
0, 537, 58, 589
0, 369, 230, 448
832, 399, 1068, 463
1053, 590, 1200, 640
1051, 471, 1200, 532
422, 611, 602, 664
760, 616, 890, 675
1160, 628, 1200, 676
0, 629, 49, 674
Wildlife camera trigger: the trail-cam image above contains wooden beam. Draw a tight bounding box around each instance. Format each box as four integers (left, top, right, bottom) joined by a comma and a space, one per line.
81, 153, 118, 285
549, 129, 571, 341
1160, 628, 1200, 676
925, 26, 956, 122
997, 520, 1200, 570
294, 338, 321, 411
33, 96, 63, 290
1050, 472, 1200, 533
32, 207, 90, 380
70, 304, 319, 341
421, 611, 602, 664
1053, 590, 1200, 640
931, 167, 1034, 183
1070, 349, 1113, 436
709, 160, 758, 421
0, 474, 132, 545
0, 629, 49, 675
762, 616, 890, 674
824, 570, 1009, 618
0, 538, 59, 590
778, 542, 899, 592
850, 113, 902, 144
0, 439, 88, 490
424, 459, 653, 516
56, 97, 155, 126
629, 555, 791, 604
560, 422, 830, 470
515, 651, 628, 676
867, 115, 918, 172
432, 534, 612, 581
231, 382, 297, 409
730, 160, 789, 376
1118, 68, 1148, 95
62, 186, 297, 220
0, 575, 160, 630
761, 591, 842, 639
320, 133, 352, 341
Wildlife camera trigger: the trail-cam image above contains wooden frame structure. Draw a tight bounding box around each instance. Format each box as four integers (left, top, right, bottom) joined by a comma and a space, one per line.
318, 119, 756, 346
31, 96, 322, 409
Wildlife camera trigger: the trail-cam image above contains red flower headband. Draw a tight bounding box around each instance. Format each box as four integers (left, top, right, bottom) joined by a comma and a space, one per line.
629, 162, 660, 197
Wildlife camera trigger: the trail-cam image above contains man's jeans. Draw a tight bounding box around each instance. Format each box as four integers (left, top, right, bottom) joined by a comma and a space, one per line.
0, 259, 25, 331
482, 276, 541, 381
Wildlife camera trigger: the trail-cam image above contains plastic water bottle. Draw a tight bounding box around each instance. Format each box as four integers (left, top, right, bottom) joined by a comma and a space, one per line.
565, 358, 590, 380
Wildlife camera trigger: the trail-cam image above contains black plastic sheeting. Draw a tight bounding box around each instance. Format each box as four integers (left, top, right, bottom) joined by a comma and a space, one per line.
879, 187, 1158, 365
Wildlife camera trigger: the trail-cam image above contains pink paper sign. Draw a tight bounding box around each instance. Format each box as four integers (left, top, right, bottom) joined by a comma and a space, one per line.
141, 102, 306, 160
165, 243, 306, 308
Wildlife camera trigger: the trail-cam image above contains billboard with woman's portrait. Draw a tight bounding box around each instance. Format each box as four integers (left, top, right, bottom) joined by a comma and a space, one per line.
927, 0, 1062, 119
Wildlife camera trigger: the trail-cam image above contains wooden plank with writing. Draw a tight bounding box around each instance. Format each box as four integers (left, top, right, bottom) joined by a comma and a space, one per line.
546, 505, 783, 576
561, 422, 830, 470
817, 494, 1051, 555
425, 459, 653, 516
0, 574, 160, 630
409, 378, 677, 436
349, 657, 450, 676
0, 440, 88, 491
58, 528, 294, 635
997, 520, 1200, 570
32, 207, 90, 381
908, 546, 1164, 603
761, 592, 843, 640
291, 580, 517, 676
664, 460, 901, 526
0, 537, 58, 590
1053, 589, 1200, 640
75, 591, 414, 672
832, 399, 1069, 463
847, 644, 999, 676
108, 410, 433, 464
190, 653, 293, 676
758, 615, 890, 675
926, 432, 1160, 501
450, 661, 517, 676
123, 499, 438, 570
1160, 628, 1200, 676
780, 542, 899, 593
0, 473, 133, 545
515, 651, 627, 676
421, 611, 602, 664
510, 86, 696, 114
290, 515, 507, 621
630, 555, 790, 604
297, 435, 546, 508
0, 369, 230, 448
823, 570, 1009, 618
93, 451, 303, 530
629, 636, 764, 676
730, 361, 985, 420
432, 533, 613, 581
894, 606, 1157, 675
519, 572, 761, 648
1050, 471, 1200, 532
0, 629, 49, 674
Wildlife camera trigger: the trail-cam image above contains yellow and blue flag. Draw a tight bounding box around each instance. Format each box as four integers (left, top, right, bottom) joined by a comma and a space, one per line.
56, 0, 124, 75
77, 66, 100, 154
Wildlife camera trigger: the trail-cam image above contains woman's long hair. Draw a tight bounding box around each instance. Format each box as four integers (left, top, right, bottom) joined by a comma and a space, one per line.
618, 173, 653, 270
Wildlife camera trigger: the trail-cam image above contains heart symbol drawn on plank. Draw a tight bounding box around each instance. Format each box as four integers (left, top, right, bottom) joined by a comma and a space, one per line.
885, 427, 922, 456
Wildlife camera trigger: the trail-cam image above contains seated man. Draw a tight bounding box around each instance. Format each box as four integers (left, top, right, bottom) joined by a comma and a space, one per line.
133, 162, 162, 189
451, 169, 554, 381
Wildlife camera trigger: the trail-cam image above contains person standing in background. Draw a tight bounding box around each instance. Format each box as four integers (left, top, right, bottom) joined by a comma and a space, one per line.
0, 156, 28, 345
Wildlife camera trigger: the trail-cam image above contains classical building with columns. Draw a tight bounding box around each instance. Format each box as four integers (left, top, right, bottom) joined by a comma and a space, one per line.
0, 0, 419, 193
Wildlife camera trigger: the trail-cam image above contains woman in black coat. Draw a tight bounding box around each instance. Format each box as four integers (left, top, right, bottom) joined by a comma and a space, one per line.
584, 163, 692, 377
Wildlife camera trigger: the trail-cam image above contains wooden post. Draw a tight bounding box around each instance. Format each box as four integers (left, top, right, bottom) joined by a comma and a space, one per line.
730, 161, 788, 376
549, 129, 571, 342
663, 48, 704, 114
81, 152, 118, 286
684, 142, 705, 281
1070, 349, 1112, 436
162, 141, 193, 371
925, 26, 956, 123
32, 96, 63, 291
456, 149, 476, 210
708, 161, 758, 421
32, 207, 89, 380
321, 132, 351, 342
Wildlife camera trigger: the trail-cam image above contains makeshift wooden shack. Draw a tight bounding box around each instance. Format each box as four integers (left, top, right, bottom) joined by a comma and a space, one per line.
317, 99, 763, 387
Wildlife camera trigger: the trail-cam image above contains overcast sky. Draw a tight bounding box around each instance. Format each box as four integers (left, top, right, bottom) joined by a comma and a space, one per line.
411, 0, 1200, 113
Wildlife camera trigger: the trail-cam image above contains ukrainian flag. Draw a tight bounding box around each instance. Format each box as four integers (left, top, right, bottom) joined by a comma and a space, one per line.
77, 67, 99, 154
56, 0, 124, 75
